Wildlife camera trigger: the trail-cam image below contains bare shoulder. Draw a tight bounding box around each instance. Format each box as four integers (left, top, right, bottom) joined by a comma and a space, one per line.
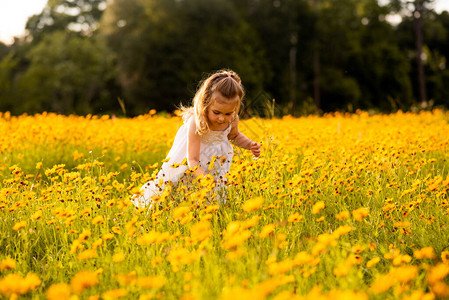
188, 117, 199, 138
187, 116, 201, 161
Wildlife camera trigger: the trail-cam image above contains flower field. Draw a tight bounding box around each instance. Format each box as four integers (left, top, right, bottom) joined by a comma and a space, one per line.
1, 110, 449, 299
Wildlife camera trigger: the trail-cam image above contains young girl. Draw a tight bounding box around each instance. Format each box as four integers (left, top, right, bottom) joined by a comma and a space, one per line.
131, 69, 261, 209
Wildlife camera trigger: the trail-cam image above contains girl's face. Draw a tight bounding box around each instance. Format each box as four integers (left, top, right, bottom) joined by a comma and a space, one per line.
207, 91, 239, 131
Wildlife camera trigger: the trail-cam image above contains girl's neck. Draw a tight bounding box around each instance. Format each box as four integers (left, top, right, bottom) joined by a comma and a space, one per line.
208, 121, 230, 132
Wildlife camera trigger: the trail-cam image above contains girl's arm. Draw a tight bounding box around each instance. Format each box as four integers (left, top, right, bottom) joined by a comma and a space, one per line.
187, 118, 207, 177
228, 116, 261, 157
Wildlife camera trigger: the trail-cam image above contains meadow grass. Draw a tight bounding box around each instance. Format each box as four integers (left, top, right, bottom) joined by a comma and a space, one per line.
1, 110, 449, 299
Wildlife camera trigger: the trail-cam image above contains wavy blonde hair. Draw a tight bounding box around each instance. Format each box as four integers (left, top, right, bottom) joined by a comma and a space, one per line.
181, 69, 244, 135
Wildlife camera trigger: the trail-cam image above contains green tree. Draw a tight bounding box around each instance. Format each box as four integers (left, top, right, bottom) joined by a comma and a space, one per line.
389, 0, 438, 105
309, 0, 413, 111
350, 0, 413, 110
232, 0, 315, 114
229, 0, 413, 113
0, 42, 9, 59
15, 31, 116, 114
423, 10, 449, 106
0, 53, 19, 112
26, 0, 106, 43
101, 0, 268, 114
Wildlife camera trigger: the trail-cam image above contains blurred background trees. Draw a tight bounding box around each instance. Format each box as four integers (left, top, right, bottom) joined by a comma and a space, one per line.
0, 0, 448, 116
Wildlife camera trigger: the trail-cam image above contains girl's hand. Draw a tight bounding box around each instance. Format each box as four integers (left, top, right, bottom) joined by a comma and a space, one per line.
250, 142, 261, 157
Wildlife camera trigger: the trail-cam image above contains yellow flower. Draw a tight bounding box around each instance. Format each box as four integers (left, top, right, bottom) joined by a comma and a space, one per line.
259, 224, 275, 238
241, 216, 261, 229
114, 271, 136, 285
288, 212, 303, 222
366, 257, 381, 268
312, 201, 325, 214
70, 240, 83, 254
401, 291, 434, 300
335, 210, 350, 220
91, 215, 104, 225
389, 265, 418, 283
332, 225, 353, 238
414, 246, 435, 259
370, 274, 394, 294
352, 207, 369, 222
190, 220, 213, 243
328, 290, 369, 300
226, 248, 247, 260
0, 273, 41, 297
0, 258, 16, 271
78, 229, 91, 241
136, 275, 166, 289
317, 233, 337, 247
76, 162, 91, 170
12, 220, 26, 231
316, 216, 325, 222
25, 273, 41, 291
351, 244, 366, 254
393, 221, 411, 228
392, 254, 412, 266
103, 233, 115, 240
136, 231, 159, 245
112, 226, 122, 235
167, 247, 198, 269
242, 197, 264, 212
173, 206, 190, 221
268, 259, 294, 275
91, 238, 103, 249
441, 251, 449, 263
112, 252, 125, 263
71, 271, 99, 294
46, 219, 56, 225
427, 263, 449, 285
77, 249, 97, 260
222, 230, 251, 250
204, 205, 219, 213
430, 281, 449, 297
46, 283, 72, 300
102, 288, 127, 300
293, 251, 314, 266
31, 210, 43, 220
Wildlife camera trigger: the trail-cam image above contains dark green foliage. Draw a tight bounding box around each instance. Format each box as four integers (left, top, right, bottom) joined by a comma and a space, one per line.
26, 0, 106, 42
1, 0, 449, 115
101, 0, 267, 114
18, 32, 117, 114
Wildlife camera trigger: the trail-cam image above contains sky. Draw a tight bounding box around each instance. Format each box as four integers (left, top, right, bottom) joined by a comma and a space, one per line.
1, 0, 449, 45
0, 0, 48, 44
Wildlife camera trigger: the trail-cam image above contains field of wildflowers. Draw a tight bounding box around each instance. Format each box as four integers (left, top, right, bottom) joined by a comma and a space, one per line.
1, 109, 449, 299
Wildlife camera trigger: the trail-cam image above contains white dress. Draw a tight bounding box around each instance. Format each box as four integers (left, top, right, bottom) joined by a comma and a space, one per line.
131, 116, 233, 208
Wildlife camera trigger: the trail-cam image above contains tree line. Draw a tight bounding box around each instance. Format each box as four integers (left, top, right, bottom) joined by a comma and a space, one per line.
1, 0, 448, 116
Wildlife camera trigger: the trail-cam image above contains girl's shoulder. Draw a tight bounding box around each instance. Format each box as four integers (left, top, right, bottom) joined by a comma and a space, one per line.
186, 113, 202, 138
181, 107, 195, 123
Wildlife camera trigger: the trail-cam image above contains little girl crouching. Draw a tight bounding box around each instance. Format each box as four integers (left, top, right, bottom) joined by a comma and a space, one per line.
131, 69, 261, 209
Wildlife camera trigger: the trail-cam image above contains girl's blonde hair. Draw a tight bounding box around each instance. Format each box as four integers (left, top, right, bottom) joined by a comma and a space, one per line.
181, 69, 244, 135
